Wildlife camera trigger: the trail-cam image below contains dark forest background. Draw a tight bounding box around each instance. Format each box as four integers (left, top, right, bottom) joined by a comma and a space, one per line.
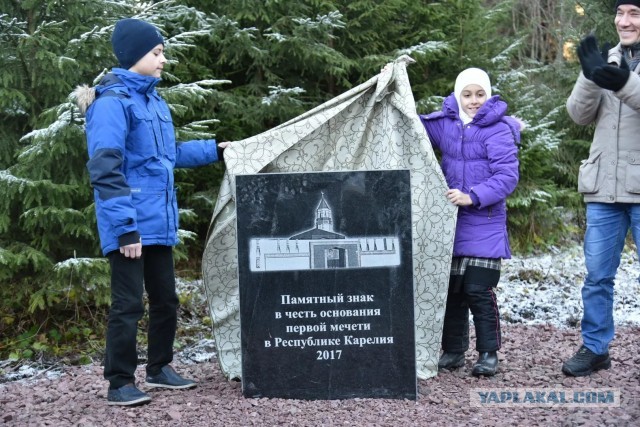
0, 0, 620, 360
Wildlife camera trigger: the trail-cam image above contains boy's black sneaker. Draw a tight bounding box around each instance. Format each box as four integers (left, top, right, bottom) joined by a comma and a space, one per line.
145, 365, 197, 389
562, 346, 611, 377
107, 383, 151, 406
438, 352, 465, 370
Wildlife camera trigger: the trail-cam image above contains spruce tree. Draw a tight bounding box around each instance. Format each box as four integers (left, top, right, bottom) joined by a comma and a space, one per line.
0, 0, 226, 358
0, 0, 603, 360
494, 0, 619, 249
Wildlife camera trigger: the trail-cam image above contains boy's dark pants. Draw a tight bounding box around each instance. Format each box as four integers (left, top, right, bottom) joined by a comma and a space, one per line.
441, 281, 502, 353
105, 245, 178, 389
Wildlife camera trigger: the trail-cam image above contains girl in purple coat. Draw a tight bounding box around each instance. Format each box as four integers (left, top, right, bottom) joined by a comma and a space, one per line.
420, 68, 520, 376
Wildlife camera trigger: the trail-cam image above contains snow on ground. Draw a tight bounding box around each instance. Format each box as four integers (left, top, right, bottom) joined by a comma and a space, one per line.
3, 244, 639, 383
497, 244, 640, 327
0, 360, 64, 383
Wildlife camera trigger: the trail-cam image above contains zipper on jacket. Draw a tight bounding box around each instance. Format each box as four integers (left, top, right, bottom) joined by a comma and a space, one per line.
488, 206, 492, 220
166, 189, 171, 242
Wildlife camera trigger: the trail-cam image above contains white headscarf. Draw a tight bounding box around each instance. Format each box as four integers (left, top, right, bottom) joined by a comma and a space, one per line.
454, 68, 492, 124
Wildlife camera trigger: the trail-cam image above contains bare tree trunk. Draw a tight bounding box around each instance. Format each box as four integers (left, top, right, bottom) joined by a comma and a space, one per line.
510, 0, 570, 64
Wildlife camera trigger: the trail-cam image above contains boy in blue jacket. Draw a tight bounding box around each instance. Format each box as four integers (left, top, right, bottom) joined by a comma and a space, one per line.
76, 18, 226, 406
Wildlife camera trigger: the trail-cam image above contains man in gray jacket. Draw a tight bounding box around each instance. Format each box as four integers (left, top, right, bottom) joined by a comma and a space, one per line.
564, 0, 640, 376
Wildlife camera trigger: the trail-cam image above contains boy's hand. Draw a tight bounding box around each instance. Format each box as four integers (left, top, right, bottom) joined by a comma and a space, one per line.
120, 242, 142, 258
217, 141, 231, 161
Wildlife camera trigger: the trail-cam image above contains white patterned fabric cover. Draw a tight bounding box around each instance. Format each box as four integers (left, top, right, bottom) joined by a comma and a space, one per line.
202, 56, 456, 380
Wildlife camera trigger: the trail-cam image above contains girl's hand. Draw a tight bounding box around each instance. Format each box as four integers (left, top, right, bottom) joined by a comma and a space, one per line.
446, 189, 472, 206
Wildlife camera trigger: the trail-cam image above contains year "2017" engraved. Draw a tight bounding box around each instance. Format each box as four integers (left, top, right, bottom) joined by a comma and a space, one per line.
316, 349, 342, 360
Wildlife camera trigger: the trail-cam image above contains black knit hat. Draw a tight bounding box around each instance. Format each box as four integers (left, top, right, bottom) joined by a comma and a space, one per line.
111, 19, 164, 69
616, 1, 640, 9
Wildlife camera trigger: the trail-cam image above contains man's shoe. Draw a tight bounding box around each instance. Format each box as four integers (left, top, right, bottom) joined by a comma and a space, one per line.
472, 352, 498, 376
145, 365, 197, 389
107, 383, 151, 406
438, 352, 465, 370
562, 346, 611, 377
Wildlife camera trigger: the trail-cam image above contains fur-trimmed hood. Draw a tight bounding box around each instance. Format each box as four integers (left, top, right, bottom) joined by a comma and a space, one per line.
73, 69, 160, 116
72, 72, 123, 116
73, 84, 96, 116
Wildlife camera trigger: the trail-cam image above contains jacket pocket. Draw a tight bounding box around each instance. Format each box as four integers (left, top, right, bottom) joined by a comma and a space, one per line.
131, 188, 166, 237
578, 152, 601, 194
625, 151, 640, 193
156, 104, 176, 162
129, 107, 159, 159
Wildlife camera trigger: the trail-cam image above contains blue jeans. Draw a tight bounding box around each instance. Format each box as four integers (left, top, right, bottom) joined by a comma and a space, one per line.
582, 203, 640, 355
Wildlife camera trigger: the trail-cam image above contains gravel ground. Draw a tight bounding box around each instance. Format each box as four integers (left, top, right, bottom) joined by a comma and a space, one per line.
2, 246, 640, 426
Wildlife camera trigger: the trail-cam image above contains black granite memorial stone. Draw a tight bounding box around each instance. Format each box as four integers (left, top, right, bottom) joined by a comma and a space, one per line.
236, 170, 416, 400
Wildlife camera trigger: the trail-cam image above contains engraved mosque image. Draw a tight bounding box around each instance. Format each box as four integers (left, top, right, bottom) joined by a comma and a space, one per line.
249, 192, 400, 272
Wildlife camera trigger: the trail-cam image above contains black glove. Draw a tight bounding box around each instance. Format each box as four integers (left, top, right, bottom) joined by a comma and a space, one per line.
577, 35, 607, 80
591, 57, 630, 92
